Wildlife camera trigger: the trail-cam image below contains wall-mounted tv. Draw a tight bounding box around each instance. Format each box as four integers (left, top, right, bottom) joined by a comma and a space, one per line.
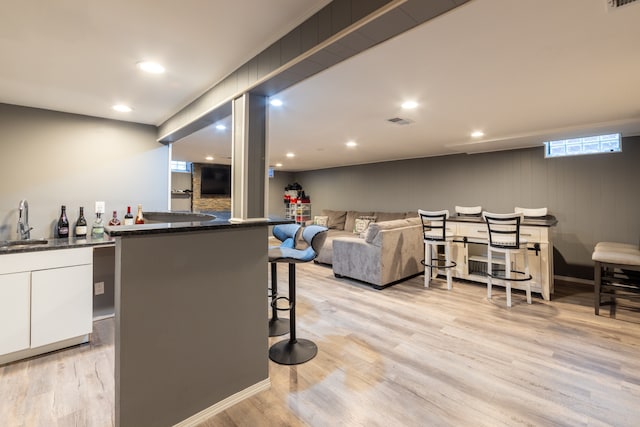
200, 164, 231, 196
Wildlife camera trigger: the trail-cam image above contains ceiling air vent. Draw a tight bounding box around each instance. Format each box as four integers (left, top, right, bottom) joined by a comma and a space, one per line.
387, 117, 413, 125
607, 0, 638, 9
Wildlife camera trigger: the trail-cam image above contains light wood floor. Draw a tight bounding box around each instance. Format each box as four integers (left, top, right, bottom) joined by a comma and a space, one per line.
2, 262, 640, 427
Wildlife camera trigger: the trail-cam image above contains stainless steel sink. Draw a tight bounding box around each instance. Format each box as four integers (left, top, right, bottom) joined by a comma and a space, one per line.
0, 238, 49, 249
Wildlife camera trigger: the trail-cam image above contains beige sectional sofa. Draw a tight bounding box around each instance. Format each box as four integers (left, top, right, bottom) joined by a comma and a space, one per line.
312, 210, 423, 289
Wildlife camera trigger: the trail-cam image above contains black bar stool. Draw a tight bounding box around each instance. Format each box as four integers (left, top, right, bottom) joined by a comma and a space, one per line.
268, 225, 328, 365
268, 224, 301, 337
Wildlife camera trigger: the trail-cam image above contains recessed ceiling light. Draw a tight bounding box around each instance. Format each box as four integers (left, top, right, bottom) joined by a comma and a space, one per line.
270, 99, 283, 107
137, 61, 165, 74
401, 101, 418, 109
471, 130, 485, 138
275, 163, 283, 167
112, 104, 132, 113
205, 156, 214, 161
215, 124, 226, 131
346, 141, 357, 147
286, 152, 295, 158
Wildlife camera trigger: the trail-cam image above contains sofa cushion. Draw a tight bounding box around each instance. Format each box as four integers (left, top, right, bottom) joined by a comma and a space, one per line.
374, 211, 407, 222
313, 215, 329, 226
322, 209, 347, 230
364, 217, 421, 243
344, 211, 374, 233
353, 218, 373, 235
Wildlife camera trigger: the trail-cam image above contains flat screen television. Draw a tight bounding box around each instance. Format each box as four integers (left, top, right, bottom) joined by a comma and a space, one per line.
200, 164, 231, 196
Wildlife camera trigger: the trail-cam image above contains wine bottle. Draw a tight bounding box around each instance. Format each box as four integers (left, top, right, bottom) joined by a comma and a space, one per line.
108, 210, 121, 226
123, 206, 134, 225
91, 212, 104, 238
135, 204, 145, 224
57, 205, 69, 238
75, 207, 87, 238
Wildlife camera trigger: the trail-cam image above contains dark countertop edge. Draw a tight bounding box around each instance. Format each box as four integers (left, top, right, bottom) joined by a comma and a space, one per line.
0, 236, 115, 255
104, 217, 293, 237
448, 216, 558, 227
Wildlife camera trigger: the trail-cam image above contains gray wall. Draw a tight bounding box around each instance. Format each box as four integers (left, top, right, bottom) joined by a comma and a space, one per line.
292, 137, 640, 280
268, 170, 295, 217
0, 103, 169, 240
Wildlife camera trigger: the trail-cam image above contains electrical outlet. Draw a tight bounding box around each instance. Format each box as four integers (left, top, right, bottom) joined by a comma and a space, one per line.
95, 201, 105, 214
94, 281, 105, 295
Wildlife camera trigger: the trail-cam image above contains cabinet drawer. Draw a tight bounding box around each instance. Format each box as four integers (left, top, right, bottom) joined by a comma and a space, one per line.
0, 247, 92, 274
518, 227, 542, 242
456, 223, 488, 239
455, 223, 544, 243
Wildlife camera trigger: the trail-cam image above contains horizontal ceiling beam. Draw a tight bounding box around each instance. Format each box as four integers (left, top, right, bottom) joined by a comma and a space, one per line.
157, 0, 471, 144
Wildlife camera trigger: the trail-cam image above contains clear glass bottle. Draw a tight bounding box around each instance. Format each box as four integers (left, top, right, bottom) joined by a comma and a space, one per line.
123, 206, 134, 225
57, 205, 69, 238
108, 210, 121, 226
91, 212, 104, 238
75, 207, 87, 238
135, 204, 145, 224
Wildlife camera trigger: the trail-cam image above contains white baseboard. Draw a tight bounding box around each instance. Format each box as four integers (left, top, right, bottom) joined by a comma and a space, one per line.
173, 378, 271, 427
554, 275, 594, 286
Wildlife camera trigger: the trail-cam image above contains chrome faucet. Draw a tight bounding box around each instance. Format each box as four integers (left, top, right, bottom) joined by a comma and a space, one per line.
17, 199, 33, 240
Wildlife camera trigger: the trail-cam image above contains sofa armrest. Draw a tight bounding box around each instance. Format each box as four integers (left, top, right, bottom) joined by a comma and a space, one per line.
333, 237, 382, 284
333, 224, 423, 287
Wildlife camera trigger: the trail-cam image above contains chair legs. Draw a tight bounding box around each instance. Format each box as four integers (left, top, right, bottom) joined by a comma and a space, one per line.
268, 263, 289, 337
487, 248, 532, 307
423, 241, 455, 290
269, 263, 318, 365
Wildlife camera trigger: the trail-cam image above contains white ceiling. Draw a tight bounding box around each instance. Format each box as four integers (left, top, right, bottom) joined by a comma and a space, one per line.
0, 0, 331, 124
2, 0, 640, 172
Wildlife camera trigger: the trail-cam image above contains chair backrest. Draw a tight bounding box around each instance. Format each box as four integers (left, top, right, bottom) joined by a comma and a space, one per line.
418, 209, 449, 241
272, 224, 302, 248
482, 212, 524, 249
302, 225, 328, 255
455, 205, 482, 216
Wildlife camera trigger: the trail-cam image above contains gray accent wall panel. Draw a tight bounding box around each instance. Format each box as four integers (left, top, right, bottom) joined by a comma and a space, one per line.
292, 138, 640, 280
115, 226, 268, 426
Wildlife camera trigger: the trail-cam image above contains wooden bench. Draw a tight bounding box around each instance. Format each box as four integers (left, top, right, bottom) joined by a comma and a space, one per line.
592, 242, 640, 315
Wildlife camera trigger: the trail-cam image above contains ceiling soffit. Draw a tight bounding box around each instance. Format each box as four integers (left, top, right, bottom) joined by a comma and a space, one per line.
158, 0, 472, 144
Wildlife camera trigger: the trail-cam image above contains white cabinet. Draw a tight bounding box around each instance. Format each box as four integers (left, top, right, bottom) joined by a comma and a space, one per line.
0, 248, 93, 364
448, 220, 554, 300
0, 272, 30, 355
31, 264, 93, 348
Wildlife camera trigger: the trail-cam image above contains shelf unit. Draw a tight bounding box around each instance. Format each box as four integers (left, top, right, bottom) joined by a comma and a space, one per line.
285, 202, 311, 224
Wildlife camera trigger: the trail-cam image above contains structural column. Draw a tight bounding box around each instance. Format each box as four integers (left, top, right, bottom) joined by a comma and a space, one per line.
230, 93, 268, 222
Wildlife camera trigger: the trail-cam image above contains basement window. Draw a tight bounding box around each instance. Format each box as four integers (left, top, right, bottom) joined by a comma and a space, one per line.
544, 133, 621, 158
171, 161, 192, 173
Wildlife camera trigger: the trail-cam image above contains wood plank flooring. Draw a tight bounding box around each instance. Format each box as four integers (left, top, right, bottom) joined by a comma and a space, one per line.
1, 262, 639, 426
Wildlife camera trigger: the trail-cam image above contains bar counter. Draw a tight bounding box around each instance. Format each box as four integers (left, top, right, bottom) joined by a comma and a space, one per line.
106, 214, 290, 427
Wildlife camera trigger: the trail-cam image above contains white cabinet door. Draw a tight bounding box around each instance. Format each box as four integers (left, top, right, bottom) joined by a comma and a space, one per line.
0, 272, 31, 355
30, 264, 93, 348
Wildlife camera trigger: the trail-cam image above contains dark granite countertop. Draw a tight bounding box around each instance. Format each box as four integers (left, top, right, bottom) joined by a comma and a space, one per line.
104, 211, 292, 237
0, 235, 115, 255
448, 215, 558, 227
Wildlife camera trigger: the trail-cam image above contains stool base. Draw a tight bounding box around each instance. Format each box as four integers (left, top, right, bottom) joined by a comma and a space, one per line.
268, 317, 290, 337
269, 338, 317, 365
